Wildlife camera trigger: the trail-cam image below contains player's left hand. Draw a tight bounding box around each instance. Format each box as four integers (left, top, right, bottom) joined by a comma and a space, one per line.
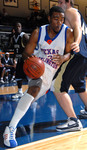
71, 42, 80, 52
51, 54, 64, 66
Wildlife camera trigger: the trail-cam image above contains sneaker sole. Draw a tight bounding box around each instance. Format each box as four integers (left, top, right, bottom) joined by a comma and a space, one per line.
12, 97, 20, 99
56, 127, 83, 132
12, 99, 19, 101
12, 95, 23, 99
80, 114, 87, 118
4, 141, 18, 148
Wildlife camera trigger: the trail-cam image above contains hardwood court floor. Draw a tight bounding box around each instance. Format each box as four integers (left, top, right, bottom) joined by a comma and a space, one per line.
0, 83, 76, 95
0, 78, 87, 95
7, 128, 87, 150
0, 80, 87, 150
0, 84, 28, 95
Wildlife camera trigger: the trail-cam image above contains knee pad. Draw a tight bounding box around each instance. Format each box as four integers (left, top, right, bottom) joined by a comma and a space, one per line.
29, 78, 42, 88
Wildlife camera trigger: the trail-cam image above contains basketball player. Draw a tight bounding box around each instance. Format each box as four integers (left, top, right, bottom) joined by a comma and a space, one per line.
0, 52, 16, 83
9, 22, 29, 99
51, 0, 87, 132
3, 6, 77, 147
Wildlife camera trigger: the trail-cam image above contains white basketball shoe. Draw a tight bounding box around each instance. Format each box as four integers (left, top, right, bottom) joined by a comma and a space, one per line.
12, 93, 24, 100
3, 126, 18, 148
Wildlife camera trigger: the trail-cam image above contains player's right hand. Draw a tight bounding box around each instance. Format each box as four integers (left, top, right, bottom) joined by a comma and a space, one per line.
71, 42, 80, 53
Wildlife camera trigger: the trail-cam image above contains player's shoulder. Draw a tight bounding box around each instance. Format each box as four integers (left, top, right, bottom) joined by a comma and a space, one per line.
66, 7, 80, 19
66, 27, 74, 41
67, 26, 73, 32
20, 32, 25, 37
32, 25, 48, 34
66, 7, 77, 13
23, 33, 29, 40
67, 27, 73, 36
28, 27, 40, 43
32, 27, 40, 35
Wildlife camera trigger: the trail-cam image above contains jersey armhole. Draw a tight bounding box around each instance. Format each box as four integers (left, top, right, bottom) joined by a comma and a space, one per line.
65, 26, 69, 48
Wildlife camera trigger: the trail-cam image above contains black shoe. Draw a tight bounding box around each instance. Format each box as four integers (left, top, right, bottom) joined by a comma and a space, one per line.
80, 107, 87, 118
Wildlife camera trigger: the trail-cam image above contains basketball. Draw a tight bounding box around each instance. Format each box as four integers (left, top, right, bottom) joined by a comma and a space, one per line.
23, 56, 45, 79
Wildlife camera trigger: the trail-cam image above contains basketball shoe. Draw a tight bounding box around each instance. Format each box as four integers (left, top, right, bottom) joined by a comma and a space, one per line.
10, 78, 16, 83
12, 93, 24, 100
0, 79, 5, 83
80, 107, 87, 118
56, 117, 83, 132
3, 126, 17, 147
5, 79, 9, 84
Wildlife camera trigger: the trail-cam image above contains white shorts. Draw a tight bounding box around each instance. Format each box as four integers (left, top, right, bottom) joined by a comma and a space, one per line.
28, 62, 57, 101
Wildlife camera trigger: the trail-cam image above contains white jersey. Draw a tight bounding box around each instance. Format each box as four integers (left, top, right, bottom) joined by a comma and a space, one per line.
29, 24, 69, 101
36, 24, 68, 70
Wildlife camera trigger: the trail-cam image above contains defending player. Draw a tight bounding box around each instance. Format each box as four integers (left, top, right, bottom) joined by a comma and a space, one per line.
3, 6, 76, 147
52, 0, 87, 132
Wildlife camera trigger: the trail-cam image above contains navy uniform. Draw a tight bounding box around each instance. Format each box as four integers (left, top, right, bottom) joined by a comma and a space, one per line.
1, 53, 15, 82
53, 11, 87, 93
12, 32, 27, 80
9, 22, 29, 99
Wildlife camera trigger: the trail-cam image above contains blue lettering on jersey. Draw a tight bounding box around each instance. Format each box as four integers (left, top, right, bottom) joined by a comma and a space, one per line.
39, 48, 59, 69
41, 48, 59, 55
39, 57, 58, 69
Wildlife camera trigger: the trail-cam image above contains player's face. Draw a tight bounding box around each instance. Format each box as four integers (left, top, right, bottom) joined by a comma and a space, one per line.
58, 0, 67, 11
15, 23, 22, 34
49, 12, 64, 33
5, 54, 9, 59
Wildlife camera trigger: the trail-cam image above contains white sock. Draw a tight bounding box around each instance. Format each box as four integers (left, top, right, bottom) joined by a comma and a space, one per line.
18, 88, 22, 94
12, 75, 15, 79
6, 76, 8, 80
1, 77, 3, 80
9, 93, 34, 129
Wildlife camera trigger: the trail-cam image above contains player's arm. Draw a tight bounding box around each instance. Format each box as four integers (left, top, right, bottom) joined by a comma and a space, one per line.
65, 28, 74, 54
52, 53, 71, 66
22, 33, 30, 47
22, 28, 39, 60
8, 36, 13, 48
51, 29, 74, 66
55, 28, 74, 65
65, 9, 82, 52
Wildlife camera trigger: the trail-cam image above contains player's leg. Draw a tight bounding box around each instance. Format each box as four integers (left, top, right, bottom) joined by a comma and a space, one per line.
79, 90, 87, 117
10, 67, 16, 82
12, 58, 26, 99
3, 63, 57, 147
5, 69, 9, 83
54, 95, 82, 132
53, 54, 83, 131
0, 67, 5, 83
54, 92, 77, 118
55, 92, 83, 132
3, 78, 42, 147
76, 57, 87, 117
52, 58, 77, 118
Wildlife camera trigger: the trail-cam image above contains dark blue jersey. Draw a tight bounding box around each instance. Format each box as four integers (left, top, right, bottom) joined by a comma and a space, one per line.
78, 11, 87, 58
11, 32, 25, 55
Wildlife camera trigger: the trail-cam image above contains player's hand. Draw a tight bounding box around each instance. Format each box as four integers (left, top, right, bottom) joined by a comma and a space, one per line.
0, 63, 4, 67
5, 64, 9, 67
52, 54, 64, 66
31, 54, 36, 57
22, 52, 33, 61
71, 42, 80, 53
27, 55, 37, 60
